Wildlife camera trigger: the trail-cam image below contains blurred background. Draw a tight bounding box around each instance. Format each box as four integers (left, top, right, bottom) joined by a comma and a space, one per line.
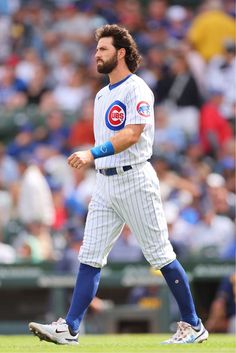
0, 0, 235, 336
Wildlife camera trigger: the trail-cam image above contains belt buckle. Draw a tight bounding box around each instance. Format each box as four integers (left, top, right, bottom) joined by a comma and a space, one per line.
116, 166, 125, 175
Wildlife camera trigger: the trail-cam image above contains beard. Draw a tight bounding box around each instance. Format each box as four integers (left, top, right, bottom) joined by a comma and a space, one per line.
97, 53, 118, 74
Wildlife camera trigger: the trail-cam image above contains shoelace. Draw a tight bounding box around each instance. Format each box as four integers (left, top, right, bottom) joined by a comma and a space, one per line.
52, 318, 66, 326
169, 321, 192, 341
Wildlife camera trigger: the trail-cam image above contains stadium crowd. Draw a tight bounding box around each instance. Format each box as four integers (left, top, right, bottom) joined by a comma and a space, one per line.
0, 0, 235, 271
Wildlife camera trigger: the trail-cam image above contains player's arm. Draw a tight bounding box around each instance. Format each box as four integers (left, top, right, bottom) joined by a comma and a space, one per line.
67, 124, 145, 169
110, 123, 145, 153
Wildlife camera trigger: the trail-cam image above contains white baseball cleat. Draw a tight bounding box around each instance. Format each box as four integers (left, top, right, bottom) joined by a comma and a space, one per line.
29, 317, 79, 345
162, 320, 209, 344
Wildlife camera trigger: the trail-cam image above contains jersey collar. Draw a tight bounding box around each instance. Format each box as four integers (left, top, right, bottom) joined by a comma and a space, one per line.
109, 74, 133, 90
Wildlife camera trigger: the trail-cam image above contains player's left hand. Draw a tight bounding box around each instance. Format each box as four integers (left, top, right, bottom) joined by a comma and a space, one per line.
67, 150, 94, 169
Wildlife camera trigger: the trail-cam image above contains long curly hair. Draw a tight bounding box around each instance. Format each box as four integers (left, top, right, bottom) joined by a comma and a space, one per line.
95, 24, 142, 73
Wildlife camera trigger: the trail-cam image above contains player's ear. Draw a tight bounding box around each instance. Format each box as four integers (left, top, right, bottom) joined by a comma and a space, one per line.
118, 48, 126, 60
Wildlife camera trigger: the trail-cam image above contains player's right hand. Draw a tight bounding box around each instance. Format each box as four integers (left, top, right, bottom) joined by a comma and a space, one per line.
67, 150, 94, 170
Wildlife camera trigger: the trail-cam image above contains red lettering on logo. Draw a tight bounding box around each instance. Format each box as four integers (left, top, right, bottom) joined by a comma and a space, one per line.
109, 106, 125, 126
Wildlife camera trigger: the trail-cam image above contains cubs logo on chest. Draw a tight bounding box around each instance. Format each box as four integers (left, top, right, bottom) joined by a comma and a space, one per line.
105, 100, 126, 131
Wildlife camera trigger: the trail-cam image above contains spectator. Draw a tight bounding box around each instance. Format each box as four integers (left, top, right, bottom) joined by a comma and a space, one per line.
0, 242, 16, 264
146, 0, 169, 31
51, 50, 76, 86
17, 157, 55, 226
93, 0, 119, 24
151, 155, 200, 203
154, 52, 202, 136
43, 3, 106, 65
199, 90, 233, 156
223, 0, 235, 18
26, 63, 52, 105
66, 166, 96, 219
221, 236, 236, 261
206, 39, 236, 119
215, 138, 236, 194
142, 2, 169, 52
180, 138, 208, 183
56, 219, 84, 275
155, 52, 203, 109
0, 65, 27, 109
206, 273, 236, 333
49, 181, 68, 234
9, 6, 45, 57
205, 173, 235, 221
0, 12, 11, 61
13, 220, 54, 263
7, 123, 38, 160
166, 5, 189, 42
153, 105, 186, 158
178, 39, 207, 94
187, 0, 235, 61
0, 186, 13, 230
68, 99, 95, 150
115, 0, 143, 35
0, 143, 19, 187
35, 110, 70, 154
42, 146, 75, 196
163, 201, 191, 259
41, 66, 91, 113
15, 48, 41, 85
189, 208, 234, 258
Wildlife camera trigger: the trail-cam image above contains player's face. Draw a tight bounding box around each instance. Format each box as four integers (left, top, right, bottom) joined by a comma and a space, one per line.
95, 37, 119, 74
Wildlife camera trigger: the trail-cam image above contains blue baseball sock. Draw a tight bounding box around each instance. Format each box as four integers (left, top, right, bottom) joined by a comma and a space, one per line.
66, 263, 101, 334
161, 259, 199, 326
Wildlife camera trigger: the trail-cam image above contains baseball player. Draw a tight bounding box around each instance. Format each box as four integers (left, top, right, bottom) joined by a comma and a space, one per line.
29, 24, 208, 345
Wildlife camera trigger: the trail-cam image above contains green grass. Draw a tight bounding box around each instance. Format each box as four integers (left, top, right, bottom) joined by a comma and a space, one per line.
0, 334, 235, 353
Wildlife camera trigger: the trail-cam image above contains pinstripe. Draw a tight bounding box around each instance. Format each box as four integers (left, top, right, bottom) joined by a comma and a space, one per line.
130, 167, 160, 266
80, 74, 176, 268
80, 165, 175, 268
136, 165, 174, 267
126, 169, 145, 235
113, 173, 126, 220
104, 164, 175, 269
94, 75, 154, 169
81, 174, 102, 263
127, 84, 140, 160
79, 173, 125, 267
105, 172, 125, 253
142, 164, 168, 265
117, 170, 142, 236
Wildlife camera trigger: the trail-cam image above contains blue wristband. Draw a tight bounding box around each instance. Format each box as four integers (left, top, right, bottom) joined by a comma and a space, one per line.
90, 141, 115, 159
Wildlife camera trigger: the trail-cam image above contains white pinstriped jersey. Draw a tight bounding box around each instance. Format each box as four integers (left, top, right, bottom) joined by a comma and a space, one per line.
93, 74, 155, 169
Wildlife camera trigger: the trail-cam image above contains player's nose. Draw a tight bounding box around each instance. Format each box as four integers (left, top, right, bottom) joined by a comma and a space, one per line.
95, 51, 100, 59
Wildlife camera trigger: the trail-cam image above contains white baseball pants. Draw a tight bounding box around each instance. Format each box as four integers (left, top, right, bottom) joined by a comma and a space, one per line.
79, 162, 176, 269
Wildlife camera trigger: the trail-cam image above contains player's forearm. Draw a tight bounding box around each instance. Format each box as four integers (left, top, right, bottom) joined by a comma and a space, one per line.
110, 125, 144, 153
90, 124, 145, 159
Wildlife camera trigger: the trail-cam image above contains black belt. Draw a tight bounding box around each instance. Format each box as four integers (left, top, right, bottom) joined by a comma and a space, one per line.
99, 165, 132, 176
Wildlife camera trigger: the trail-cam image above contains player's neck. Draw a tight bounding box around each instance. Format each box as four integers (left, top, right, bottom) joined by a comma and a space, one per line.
108, 67, 132, 85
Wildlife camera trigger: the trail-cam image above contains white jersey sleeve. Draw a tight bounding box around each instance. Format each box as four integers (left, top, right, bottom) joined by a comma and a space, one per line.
125, 75, 154, 126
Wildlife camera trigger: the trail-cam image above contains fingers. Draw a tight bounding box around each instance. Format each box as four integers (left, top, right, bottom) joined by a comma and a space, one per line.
67, 153, 77, 164
67, 153, 82, 169
67, 150, 92, 169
